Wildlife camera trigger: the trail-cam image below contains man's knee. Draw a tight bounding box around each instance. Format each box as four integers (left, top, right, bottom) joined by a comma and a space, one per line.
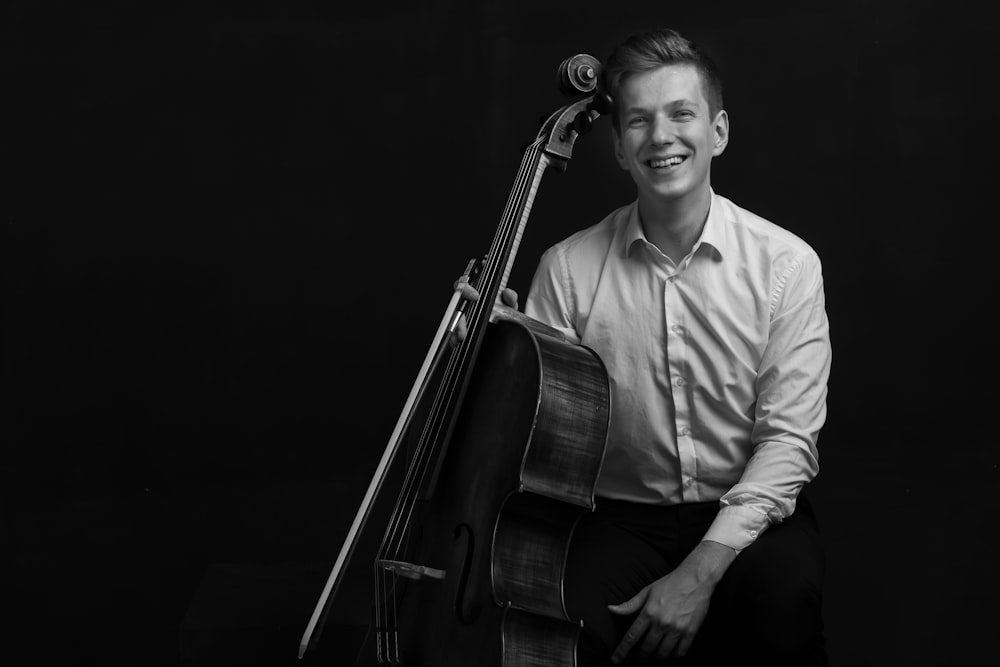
749, 578, 824, 651
701, 526, 826, 661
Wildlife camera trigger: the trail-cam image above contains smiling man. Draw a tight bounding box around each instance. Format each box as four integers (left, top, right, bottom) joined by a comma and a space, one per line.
522, 28, 832, 666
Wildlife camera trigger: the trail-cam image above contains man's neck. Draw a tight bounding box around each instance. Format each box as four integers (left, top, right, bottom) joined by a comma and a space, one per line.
637, 186, 712, 264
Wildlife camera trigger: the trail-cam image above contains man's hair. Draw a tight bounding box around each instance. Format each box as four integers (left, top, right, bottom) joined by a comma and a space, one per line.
604, 28, 724, 132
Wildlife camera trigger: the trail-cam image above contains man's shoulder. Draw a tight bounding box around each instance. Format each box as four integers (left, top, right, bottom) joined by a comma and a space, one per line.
717, 195, 819, 261
546, 201, 633, 260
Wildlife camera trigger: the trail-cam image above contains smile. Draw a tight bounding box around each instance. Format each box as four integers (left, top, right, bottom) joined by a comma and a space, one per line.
646, 156, 687, 169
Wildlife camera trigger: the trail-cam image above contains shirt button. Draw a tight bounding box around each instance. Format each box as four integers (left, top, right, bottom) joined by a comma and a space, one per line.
749, 530, 759, 538
674, 377, 686, 387
671, 324, 682, 333
678, 426, 690, 436
683, 476, 694, 487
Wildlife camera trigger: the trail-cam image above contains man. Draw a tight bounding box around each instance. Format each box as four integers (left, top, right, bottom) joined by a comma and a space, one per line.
461, 27, 830, 666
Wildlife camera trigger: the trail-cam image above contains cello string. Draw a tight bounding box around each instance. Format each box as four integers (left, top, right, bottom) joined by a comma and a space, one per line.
381, 139, 546, 566
382, 136, 545, 557
369, 255, 515, 652
382, 136, 539, 548
374, 153, 532, 660
372, 137, 547, 657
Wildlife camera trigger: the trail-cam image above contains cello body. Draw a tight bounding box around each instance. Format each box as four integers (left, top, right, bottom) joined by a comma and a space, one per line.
356, 309, 610, 666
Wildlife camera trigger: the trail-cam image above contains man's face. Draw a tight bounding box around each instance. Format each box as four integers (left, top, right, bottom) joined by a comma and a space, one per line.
613, 64, 728, 205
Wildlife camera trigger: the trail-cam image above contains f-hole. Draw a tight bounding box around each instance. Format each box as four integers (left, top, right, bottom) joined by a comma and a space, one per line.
453, 523, 480, 625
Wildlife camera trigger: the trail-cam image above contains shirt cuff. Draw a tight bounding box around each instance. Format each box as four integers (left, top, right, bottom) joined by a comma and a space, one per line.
702, 503, 772, 552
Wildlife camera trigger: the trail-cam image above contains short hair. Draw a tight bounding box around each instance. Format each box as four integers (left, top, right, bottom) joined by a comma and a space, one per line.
604, 28, 724, 132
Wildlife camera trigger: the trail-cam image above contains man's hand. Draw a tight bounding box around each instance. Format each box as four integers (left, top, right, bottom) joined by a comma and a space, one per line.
451, 278, 519, 344
608, 540, 737, 664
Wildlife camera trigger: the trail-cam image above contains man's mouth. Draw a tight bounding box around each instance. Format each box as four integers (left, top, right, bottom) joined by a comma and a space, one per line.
646, 155, 687, 169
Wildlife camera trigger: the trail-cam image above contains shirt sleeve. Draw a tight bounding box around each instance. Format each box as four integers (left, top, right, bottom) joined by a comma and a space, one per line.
702, 250, 831, 551
524, 244, 582, 343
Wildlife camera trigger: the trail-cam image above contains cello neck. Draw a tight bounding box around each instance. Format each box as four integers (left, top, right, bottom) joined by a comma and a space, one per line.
464, 140, 551, 346
465, 74, 611, 349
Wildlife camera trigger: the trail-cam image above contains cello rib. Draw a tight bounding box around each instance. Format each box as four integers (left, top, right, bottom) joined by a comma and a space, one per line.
501, 607, 581, 667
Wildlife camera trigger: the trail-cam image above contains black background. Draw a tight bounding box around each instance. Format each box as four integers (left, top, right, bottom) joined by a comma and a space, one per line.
3, 0, 997, 664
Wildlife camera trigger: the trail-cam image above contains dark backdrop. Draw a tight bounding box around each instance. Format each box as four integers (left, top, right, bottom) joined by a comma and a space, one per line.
3, 0, 997, 665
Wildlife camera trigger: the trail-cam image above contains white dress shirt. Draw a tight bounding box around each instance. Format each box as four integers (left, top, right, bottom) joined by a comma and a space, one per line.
524, 191, 831, 551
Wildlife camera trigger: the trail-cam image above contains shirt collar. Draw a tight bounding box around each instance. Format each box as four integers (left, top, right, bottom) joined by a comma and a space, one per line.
625, 190, 727, 261
697, 190, 726, 261
624, 202, 646, 250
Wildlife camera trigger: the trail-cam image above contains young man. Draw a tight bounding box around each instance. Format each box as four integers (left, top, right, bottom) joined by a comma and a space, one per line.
463, 27, 830, 666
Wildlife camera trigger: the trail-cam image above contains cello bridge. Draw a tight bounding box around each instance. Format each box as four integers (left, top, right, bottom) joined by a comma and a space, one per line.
377, 559, 447, 581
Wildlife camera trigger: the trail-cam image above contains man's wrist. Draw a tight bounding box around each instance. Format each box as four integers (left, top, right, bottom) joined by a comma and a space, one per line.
690, 539, 739, 584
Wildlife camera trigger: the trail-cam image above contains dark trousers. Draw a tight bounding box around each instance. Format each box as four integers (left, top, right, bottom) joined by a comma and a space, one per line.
565, 493, 827, 666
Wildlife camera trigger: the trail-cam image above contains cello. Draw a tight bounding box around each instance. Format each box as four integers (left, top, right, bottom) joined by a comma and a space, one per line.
300, 53, 613, 666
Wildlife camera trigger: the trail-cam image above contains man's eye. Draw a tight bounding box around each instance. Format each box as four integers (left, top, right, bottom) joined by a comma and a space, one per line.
675, 110, 695, 120
627, 117, 647, 127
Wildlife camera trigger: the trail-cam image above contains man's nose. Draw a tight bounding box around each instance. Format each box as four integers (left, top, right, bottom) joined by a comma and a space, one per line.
651, 116, 676, 145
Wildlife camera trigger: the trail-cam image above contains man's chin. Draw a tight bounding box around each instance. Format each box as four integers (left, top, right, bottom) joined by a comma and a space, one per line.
643, 179, 691, 202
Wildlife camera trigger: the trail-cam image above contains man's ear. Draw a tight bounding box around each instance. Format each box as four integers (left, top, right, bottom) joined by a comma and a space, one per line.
712, 109, 730, 156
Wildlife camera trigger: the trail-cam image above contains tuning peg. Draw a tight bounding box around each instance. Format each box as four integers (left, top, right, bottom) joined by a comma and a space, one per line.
557, 54, 601, 96
572, 111, 592, 135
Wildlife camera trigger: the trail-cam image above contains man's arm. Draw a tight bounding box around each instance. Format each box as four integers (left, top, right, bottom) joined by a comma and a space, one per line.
702, 250, 831, 551
523, 245, 582, 342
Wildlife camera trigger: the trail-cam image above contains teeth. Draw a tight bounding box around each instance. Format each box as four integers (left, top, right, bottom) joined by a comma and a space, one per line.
649, 156, 684, 168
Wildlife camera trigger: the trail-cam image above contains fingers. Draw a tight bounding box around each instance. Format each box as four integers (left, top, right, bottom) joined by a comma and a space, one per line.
454, 279, 519, 309
653, 631, 682, 661
675, 632, 696, 658
637, 626, 682, 663
613, 616, 686, 664
450, 279, 476, 348
610, 615, 648, 664
449, 314, 468, 348
609, 583, 693, 664
450, 279, 519, 350
608, 586, 650, 663
608, 585, 648, 617
454, 279, 480, 302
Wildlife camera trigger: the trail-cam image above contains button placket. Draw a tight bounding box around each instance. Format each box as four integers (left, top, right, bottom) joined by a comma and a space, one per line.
664, 276, 697, 502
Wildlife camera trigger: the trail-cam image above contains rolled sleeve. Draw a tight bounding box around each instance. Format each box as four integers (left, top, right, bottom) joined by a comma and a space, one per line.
703, 502, 773, 551
707, 251, 832, 549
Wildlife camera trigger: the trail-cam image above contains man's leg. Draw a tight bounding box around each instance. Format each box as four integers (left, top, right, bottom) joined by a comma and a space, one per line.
687, 494, 827, 666
564, 500, 724, 666
563, 500, 676, 667
563, 496, 826, 666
